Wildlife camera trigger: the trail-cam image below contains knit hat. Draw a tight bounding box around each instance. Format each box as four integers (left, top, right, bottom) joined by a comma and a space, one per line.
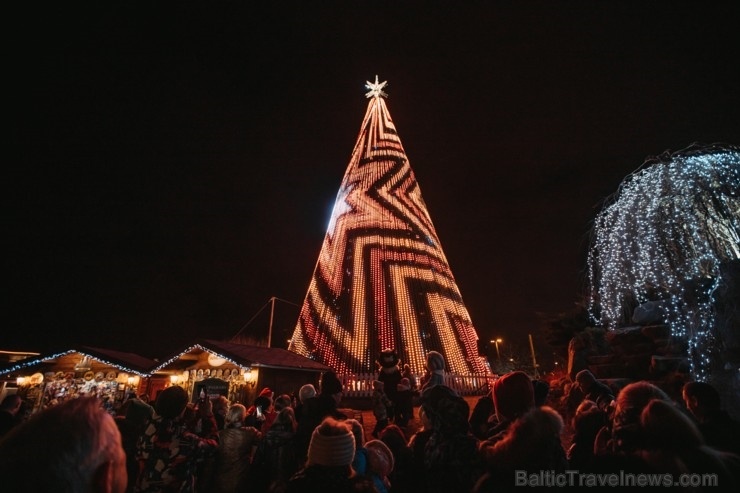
307, 417, 356, 467
420, 384, 470, 435
426, 351, 445, 371
365, 439, 394, 476
155, 386, 189, 419
493, 371, 535, 421
320, 370, 343, 395
258, 387, 274, 398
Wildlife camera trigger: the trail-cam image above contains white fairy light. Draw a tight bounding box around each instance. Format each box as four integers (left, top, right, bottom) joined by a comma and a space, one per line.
587, 143, 740, 381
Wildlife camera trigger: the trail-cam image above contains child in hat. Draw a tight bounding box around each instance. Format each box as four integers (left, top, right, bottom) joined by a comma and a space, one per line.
371, 380, 393, 438
286, 417, 376, 492
394, 377, 413, 427
365, 439, 394, 493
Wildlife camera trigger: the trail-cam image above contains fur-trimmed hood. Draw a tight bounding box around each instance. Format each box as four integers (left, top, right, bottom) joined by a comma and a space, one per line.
481, 406, 568, 471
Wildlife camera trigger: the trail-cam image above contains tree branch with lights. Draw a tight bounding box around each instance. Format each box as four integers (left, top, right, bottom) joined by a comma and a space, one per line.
587, 142, 740, 381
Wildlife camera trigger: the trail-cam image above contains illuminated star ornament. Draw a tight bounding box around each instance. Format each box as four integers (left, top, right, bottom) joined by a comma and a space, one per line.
365, 75, 388, 99
289, 77, 488, 377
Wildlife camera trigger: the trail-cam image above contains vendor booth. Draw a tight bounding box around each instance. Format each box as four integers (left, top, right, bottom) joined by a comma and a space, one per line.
0, 346, 156, 415
149, 339, 331, 406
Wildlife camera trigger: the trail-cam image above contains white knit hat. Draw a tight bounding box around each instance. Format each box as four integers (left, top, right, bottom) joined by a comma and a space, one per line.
307, 420, 356, 467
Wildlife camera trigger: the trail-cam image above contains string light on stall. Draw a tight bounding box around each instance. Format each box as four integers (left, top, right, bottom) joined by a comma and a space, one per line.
0, 349, 150, 378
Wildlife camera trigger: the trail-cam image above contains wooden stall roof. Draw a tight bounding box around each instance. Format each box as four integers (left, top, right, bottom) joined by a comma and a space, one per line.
151, 339, 332, 373
0, 346, 157, 377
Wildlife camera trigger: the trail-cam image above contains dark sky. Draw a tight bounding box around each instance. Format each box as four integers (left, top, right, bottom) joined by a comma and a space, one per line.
6, 2, 739, 362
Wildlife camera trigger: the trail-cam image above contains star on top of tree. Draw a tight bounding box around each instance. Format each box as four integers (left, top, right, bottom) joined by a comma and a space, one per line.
365, 75, 388, 99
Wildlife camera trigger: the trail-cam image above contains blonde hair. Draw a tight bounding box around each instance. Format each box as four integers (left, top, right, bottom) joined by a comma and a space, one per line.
274, 406, 297, 429
225, 403, 247, 428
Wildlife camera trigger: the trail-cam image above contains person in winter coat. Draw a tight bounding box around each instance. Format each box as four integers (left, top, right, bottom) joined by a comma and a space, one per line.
0, 396, 129, 493
191, 396, 219, 440
365, 439, 395, 493
566, 399, 607, 470
286, 417, 375, 493
294, 383, 316, 424
136, 386, 218, 493
414, 384, 484, 493
371, 380, 393, 438
638, 398, 740, 489
682, 380, 740, 456
346, 418, 369, 475
379, 424, 414, 493
574, 370, 615, 411
474, 406, 569, 492
394, 378, 414, 427
481, 370, 535, 446
418, 351, 445, 393
209, 403, 261, 493
115, 398, 154, 493
252, 407, 300, 493
211, 395, 230, 431
294, 371, 347, 463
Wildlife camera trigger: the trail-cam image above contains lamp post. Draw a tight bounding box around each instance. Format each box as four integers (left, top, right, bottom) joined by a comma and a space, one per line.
528, 333, 540, 379
490, 338, 503, 364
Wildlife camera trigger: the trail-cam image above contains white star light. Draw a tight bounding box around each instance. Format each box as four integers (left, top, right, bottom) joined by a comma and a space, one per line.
365, 75, 388, 99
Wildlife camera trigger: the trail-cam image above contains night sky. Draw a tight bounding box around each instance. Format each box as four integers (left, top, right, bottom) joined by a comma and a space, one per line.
7, 2, 739, 363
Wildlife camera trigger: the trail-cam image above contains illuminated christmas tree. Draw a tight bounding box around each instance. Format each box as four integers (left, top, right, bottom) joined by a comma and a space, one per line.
288, 76, 488, 376
587, 143, 740, 381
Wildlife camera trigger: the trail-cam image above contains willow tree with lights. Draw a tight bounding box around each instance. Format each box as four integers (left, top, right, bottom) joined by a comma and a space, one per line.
288, 77, 488, 376
587, 143, 740, 381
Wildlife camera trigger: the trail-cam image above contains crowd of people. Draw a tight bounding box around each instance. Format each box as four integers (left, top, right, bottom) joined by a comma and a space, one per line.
1, 350, 739, 492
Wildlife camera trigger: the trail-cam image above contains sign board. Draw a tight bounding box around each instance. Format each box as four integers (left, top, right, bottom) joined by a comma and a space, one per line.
193, 377, 229, 402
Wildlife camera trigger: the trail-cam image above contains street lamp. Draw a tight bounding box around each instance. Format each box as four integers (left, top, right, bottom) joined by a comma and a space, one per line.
490, 338, 503, 363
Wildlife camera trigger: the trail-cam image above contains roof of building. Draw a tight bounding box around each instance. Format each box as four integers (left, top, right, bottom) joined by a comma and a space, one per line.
0, 346, 158, 377
150, 339, 332, 373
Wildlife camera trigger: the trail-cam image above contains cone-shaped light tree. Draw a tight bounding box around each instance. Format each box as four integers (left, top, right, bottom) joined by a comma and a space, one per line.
288, 77, 488, 376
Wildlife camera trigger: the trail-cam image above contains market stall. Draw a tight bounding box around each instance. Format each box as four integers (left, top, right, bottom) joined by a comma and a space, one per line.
0, 347, 155, 415
149, 339, 331, 406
